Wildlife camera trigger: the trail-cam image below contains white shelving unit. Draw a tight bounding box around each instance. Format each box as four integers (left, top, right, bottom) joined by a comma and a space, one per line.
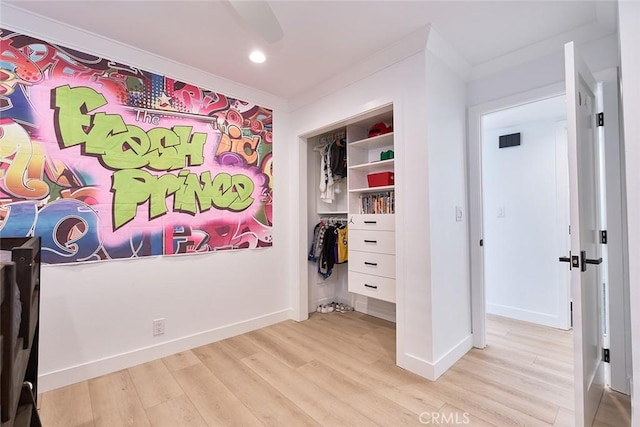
347, 132, 394, 196
305, 103, 397, 317
348, 185, 394, 193
345, 106, 396, 304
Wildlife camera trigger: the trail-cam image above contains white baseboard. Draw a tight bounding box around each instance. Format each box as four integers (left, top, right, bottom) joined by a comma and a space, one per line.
432, 334, 473, 379
397, 352, 436, 380
354, 296, 396, 323
397, 334, 473, 381
38, 309, 293, 393
487, 303, 561, 329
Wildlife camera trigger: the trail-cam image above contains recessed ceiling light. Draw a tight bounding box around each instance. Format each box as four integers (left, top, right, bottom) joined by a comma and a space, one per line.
249, 50, 266, 64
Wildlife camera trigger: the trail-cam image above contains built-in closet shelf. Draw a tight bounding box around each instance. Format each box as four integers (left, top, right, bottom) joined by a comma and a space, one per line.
348, 158, 394, 172
349, 185, 395, 193
348, 132, 394, 150
317, 211, 348, 215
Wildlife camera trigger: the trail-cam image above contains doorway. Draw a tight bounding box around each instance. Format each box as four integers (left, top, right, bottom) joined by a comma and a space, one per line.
472, 92, 579, 422
480, 95, 571, 330
468, 74, 631, 425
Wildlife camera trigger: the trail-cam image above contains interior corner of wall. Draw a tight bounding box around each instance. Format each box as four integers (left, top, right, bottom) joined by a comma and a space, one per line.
425, 27, 472, 82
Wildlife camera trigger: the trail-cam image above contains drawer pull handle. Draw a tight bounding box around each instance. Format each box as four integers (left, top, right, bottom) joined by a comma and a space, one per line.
364, 221, 377, 224
364, 262, 378, 266
364, 240, 377, 244
364, 284, 378, 289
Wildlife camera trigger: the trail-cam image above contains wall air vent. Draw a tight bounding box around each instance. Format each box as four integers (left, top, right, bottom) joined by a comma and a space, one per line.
499, 132, 521, 149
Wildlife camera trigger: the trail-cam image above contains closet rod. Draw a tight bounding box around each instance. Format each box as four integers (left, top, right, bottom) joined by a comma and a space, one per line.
313, 130, 346, 151
318, 214, 348, 224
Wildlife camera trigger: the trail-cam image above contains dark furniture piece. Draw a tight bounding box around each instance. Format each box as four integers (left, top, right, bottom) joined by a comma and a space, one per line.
0, 237, 42, 427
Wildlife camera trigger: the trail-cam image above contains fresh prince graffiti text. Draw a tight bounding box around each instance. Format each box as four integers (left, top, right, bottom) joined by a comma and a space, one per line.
52, 85, 255, 230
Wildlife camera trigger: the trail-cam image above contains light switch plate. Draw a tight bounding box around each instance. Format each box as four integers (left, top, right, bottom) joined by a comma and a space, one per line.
455, 206, 463, 222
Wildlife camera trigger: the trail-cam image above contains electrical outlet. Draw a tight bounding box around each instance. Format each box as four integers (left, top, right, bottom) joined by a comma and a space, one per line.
455, 206, 463, 222
153, 318, 165, 336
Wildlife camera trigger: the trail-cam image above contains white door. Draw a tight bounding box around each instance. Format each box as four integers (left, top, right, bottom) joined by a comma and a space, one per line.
564, 41, 605, 426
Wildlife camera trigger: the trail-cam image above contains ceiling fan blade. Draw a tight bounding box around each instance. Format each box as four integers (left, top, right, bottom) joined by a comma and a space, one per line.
229, 0, 284, 44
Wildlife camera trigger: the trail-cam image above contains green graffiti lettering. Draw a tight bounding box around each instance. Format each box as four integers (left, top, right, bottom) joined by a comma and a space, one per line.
211, 173, 235, 210
112, 170, 255, 228
145, 127, 182, 171
175, 171, 214, 215
211, 173, 255, 212
52, 86, 208, 172
81, 112, 128, 156
100, 122, 151, 169
172, 126, 207, 167
228, 174, 255, 211
111, 169, 184, 229
176, 172, 255, 214
111, 169, 150, 229
53, 85, 108, 147
52, 85, 258, 230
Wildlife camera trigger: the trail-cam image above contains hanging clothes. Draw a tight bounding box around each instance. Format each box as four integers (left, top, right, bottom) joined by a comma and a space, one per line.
330, 138, 347, 178
308, 219, 348, 279
318, 137, 347, 204
337, 226, 348, 264
319, 145, 335, 203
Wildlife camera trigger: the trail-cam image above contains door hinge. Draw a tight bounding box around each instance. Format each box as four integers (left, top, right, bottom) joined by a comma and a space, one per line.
603, 348, 610, 363
600, 230, 607, 244
597, 112, 604, 127
480, 239, 483, 247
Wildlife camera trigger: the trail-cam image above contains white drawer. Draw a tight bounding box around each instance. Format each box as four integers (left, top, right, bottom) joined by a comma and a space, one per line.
348, 251, 395, 278
349, 214, 395, 231
348, 272, 396, 303
348, 230, 395, 254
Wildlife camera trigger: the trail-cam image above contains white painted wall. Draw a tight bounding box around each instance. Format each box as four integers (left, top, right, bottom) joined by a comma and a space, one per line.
424, 47, 472, 372
618, 1, 640, 424
482, 117, 570, 329
2, 7, 293, 392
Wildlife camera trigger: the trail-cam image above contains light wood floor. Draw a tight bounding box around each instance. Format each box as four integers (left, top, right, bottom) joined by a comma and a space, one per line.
38, 312, 630, 426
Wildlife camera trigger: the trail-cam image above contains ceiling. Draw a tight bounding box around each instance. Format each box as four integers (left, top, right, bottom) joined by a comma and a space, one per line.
4, 1, 617, 101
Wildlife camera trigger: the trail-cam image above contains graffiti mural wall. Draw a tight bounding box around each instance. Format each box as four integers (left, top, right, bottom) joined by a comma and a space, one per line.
0, 29, 273, 264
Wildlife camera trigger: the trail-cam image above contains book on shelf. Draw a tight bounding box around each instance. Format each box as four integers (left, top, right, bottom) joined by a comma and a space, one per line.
358, 191, 394, 214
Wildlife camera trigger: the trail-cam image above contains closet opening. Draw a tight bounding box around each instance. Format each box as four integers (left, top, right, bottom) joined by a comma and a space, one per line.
299, 103, 397, 347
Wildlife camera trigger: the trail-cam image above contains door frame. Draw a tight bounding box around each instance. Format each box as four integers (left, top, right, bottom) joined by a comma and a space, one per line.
468, 82, 565, 348
467, 71, 631, 394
